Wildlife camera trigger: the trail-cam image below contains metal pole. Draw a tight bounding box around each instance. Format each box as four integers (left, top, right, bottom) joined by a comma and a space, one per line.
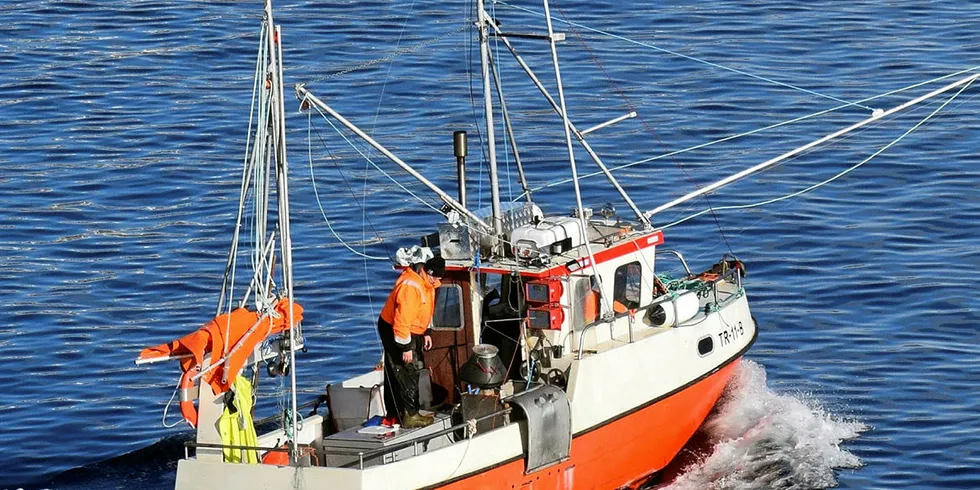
645, 72, 980, 219
454, 130, 467, 207
476, 0, 504, 248
275, 25, 301, 463
263, 0, 299, 459
488, 21, 650, 227
487, 51, 532, 203
295, 85, 493, 234
542, 0, 608, 318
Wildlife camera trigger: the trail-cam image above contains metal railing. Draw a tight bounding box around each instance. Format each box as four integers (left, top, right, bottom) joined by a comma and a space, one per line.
183, 406, 516, 469
575, 256, 744, 359
655, 249, 693, 276
332, 407, 515, 469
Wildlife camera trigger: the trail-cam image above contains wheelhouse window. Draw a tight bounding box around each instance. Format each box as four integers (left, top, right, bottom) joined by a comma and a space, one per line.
432, 284, 464, 330
613, 262, 641, 312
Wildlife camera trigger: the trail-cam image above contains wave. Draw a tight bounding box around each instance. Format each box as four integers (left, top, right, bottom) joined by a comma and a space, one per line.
657, 360, 867, 490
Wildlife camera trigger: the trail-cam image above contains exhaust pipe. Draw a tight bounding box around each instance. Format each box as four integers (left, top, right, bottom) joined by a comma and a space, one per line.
453, 131, 467, 207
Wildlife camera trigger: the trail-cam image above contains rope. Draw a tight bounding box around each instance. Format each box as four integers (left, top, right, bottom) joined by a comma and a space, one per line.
307, 111, 388, 260
497, 1, 873, 111
311, 104, 444, 215
161, 372, 185, 429
660, 76, 976, 230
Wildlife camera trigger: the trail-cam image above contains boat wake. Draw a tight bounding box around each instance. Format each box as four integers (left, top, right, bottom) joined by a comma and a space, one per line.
656, 360, 866, 490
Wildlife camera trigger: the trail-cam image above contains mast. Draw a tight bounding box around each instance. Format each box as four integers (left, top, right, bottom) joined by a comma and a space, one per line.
476, 0, 503, 251
263, 0, 300, 461
541, 0, 611, 315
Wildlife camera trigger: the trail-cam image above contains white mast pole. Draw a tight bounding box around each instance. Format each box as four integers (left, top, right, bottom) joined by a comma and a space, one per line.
645, 72, 980, 219
476, 0, 504, 250
542, 0, 610, 314
263, 0, 300, 460
486, 20, 649, 228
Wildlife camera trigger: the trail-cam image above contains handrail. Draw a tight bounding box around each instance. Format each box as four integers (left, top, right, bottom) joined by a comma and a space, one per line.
575, 265, 744, 359
183, 407, 515, 468
654, 249, 692, 276
336, 407, 515, 469
711, 266, 743, 308
576, 293, 674, 359
183, 441, 306, 459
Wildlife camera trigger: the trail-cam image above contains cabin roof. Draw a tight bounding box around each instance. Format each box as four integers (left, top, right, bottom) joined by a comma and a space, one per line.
445, 228, 664, 279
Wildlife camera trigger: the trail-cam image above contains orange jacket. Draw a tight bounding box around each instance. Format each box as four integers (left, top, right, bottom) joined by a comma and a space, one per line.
380, 267, 438, 348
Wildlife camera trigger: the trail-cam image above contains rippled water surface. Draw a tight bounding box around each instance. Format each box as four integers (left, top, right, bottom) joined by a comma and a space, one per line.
2, 1, 979, 489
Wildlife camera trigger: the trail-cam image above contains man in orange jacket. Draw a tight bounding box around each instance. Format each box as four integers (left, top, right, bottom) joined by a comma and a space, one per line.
377, 255, 445, 429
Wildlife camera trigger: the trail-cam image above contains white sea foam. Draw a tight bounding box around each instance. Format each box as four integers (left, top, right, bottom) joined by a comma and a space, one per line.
661, 360, 867, 490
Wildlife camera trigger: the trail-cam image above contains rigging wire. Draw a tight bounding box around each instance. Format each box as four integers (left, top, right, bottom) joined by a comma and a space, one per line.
306, 24, 470, 84
659, 77, 977, 230
362, 0, 420, 311
310, 104, 446, 215
467, 1, 488, 211
307, 111, 388, 261
496, 0, 874, 111
528, 64, 980, 193
307, 115, 391, 247
306, 101, 623, 279
551, 0, 735, 257
489, 0, 514, 201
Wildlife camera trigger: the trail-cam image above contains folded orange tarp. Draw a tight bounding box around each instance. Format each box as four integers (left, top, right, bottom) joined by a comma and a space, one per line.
139, 298, 303, 394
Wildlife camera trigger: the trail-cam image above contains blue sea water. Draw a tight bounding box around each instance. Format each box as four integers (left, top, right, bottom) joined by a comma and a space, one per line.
1, 1, 979, 489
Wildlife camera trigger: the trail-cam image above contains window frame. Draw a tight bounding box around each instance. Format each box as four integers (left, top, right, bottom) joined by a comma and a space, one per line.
431, 283, 465, 331
613, 261, 642, 311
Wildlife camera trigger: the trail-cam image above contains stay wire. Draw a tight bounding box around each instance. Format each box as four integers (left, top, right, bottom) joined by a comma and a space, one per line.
529, 65, 980, 193
311, 104, 444, 215
361, 0, 421, 312
311, 105, 616, 277
467, 1, 487, 210
308, 118, 388, 246
306, 111, 388, 261
552, 0, 735, 257
497, 0, 874, 111
660, 77, 977, 230
489, 0, 514, 201
306, 24, 470, 84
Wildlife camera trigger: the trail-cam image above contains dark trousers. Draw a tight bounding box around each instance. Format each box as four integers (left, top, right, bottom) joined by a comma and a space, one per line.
377, 318, 424, 418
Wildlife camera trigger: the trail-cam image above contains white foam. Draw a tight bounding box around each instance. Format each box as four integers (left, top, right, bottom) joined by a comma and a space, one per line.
661, 360, 867, 490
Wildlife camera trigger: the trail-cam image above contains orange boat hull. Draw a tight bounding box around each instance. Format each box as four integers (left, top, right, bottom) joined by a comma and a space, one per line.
435, 358, 741, 490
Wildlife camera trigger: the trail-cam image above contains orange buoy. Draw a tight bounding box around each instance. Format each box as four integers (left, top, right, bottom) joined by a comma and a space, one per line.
179, 368, 199, 429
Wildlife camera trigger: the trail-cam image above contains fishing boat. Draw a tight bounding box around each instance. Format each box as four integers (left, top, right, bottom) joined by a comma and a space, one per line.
135, 1, 978, 489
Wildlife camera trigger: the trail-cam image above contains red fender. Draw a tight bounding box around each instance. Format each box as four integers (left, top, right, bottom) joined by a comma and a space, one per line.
179, 368, 199, 429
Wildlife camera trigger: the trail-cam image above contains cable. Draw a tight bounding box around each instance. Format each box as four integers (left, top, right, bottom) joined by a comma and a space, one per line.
307, 111, 388, 260
527, 65, 980, 193
161, 372, 185, 429
660, 77, 976, 230
497, 1, 873, 111
306, 24, 470, 84
311, 105, 444, 215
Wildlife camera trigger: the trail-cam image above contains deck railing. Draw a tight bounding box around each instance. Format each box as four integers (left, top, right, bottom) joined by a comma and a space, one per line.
576, 252, 744, 359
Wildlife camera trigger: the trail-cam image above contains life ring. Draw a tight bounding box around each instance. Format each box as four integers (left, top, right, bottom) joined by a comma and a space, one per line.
179, 368, 199, 429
